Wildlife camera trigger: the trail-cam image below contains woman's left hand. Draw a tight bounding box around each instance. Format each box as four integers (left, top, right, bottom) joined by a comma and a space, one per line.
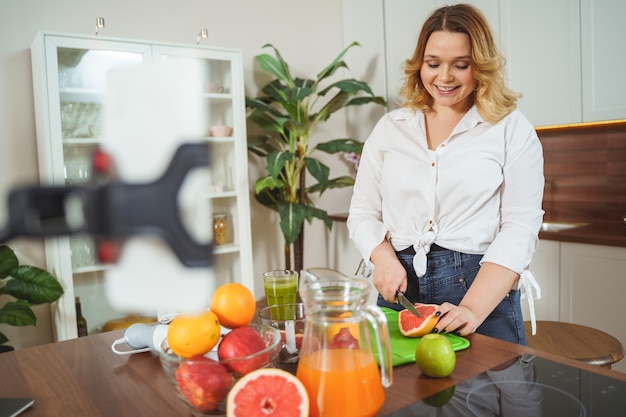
434, 262, 519, 336
433, 303, 480, 336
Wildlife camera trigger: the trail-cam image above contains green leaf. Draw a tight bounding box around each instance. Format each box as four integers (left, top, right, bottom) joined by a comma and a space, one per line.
247, 134, 277, 157
305, 158, 330, 193
255, 190, 280, 211
0, 245, 18, 278
316, 139, 364, 154
258, 79, 313, 123
266, 151, 294, 178
278, 202, 306, 245
0, 301, 36, 327
319, 79, 375, 96
246, 96, 285, 119
314, 90, 354, 122
316, 41, 360, 82
255, 176, 284, 195
258, 44, 295, 87
260, 79, 291, 104
2, 265, 64, 304
0, 332, 8, 345
348, 96, 388, 107
248, 109, 288, 136
303, 206, 333, 230
308, 176, 356, 194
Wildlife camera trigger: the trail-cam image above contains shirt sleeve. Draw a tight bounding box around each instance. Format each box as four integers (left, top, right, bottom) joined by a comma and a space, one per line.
347, 117, 389, 263
481, 111, 545, 274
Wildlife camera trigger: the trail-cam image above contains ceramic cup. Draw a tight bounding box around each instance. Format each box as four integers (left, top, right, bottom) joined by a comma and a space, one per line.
205, 82, 224, 93
209, 125, 233, 137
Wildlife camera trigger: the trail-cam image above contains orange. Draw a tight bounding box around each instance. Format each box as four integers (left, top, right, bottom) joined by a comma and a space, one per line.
398, 303, 440, 337
210, 283, 256, 329
414, 333, 456, 378
167, 310, 221, 358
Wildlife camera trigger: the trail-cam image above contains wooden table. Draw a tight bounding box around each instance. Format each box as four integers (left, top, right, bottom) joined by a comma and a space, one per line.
1, 329, 626, 416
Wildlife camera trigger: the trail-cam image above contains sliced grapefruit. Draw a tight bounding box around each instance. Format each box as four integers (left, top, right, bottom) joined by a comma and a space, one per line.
226, 368, 309, 417
398, 303, 440, 337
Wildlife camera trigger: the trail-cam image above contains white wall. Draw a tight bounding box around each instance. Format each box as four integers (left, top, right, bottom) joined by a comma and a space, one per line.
0, 0, 385, 348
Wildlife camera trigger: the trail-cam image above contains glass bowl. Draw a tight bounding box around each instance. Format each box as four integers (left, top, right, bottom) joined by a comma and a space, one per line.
158, 323, 281, 416
257, 303, 306, 364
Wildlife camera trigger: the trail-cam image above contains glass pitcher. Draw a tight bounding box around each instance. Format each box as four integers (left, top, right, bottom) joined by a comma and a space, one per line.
296, 268, 392, 417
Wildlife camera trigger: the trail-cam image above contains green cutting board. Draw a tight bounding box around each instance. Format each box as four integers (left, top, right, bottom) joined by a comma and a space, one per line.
377, 307, 470, 367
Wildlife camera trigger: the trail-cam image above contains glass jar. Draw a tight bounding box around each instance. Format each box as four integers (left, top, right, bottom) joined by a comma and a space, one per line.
212, 213, 228, 245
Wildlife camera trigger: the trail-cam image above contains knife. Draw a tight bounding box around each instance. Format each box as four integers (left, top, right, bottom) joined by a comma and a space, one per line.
396, 290, 421, 318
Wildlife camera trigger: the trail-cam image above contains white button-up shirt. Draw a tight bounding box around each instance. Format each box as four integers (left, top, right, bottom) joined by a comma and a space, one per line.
348, 105, 544, 279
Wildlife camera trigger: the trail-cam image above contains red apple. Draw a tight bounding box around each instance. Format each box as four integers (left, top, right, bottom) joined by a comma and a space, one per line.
217, 326, 268, 375
174, 356, 232, 412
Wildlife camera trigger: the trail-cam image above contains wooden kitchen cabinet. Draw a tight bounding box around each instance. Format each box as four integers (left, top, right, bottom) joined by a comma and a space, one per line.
560, 242, 626, 373
30, 32, 253, 341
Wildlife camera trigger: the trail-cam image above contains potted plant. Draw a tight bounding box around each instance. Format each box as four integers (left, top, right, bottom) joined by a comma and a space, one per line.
0, 244, 64, 350
246, 41, 386, 270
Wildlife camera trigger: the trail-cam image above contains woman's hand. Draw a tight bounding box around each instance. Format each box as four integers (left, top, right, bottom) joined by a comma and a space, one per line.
435, 262, 519, 336
433, 303, 479, 336
370, 239, 407, 302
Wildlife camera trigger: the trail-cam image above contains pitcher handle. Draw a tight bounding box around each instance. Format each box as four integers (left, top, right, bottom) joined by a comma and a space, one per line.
363, 304, 393, 388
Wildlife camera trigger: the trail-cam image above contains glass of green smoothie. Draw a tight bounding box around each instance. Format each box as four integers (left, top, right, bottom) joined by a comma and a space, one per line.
263, 270, 298, 320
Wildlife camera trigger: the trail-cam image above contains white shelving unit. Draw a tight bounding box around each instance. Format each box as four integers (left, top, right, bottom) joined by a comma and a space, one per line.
30, 31, 253, 341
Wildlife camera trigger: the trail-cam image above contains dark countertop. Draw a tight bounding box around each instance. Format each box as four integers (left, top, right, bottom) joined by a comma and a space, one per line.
330, 213, 626, 249
539, 221, 626, 248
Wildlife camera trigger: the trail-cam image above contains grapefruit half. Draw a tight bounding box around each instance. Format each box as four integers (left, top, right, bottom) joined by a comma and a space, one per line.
226, 368, 309, 417
398, 303, 440, 337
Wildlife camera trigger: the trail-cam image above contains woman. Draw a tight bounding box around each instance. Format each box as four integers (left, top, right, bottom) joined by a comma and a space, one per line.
347, 4, 544, 345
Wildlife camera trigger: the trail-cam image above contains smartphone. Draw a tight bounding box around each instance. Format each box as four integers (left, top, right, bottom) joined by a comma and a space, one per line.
0, 398, 34, 417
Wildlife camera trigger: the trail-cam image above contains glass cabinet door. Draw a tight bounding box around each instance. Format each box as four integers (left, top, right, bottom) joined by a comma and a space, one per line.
32, 33, 253, 342
58, 46, 146, 275
32, 34, 152, 340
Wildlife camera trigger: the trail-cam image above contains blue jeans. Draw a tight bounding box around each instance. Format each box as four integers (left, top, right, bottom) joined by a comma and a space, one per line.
377, 248, 527, 345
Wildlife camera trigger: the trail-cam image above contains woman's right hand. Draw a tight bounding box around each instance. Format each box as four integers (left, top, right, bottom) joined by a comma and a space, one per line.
370, 240, 408, 302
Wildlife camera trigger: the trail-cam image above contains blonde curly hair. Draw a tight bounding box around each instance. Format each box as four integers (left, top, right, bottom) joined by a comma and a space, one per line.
399, 3, 520, 124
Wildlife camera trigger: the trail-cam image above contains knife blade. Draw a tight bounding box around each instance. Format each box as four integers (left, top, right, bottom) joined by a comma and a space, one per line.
396, 290, 421, 318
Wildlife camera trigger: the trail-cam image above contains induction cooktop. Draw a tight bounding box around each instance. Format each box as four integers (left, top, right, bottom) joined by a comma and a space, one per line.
385, 354, 626, 416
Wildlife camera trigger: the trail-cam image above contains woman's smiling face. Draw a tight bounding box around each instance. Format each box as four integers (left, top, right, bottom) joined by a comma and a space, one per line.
420, 30, 477, 113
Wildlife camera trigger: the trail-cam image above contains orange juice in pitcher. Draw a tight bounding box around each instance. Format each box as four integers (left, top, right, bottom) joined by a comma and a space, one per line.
297, 269, 393, 417
297, 348, 385, 417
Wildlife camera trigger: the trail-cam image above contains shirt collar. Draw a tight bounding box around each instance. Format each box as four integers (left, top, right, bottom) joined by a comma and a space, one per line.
454, 105, 485, 134
392, 105, 485, 127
